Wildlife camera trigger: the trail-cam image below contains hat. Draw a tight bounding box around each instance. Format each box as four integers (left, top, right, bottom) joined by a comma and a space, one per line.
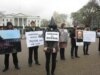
48, 17, 57, 29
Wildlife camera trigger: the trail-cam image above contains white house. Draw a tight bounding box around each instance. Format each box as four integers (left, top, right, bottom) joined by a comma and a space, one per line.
0, 12, 41, 27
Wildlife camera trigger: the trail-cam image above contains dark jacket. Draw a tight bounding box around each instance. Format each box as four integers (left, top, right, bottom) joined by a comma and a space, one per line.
44, 28, 59, 52
70, 29, 76, 46
26, 27, 40, 32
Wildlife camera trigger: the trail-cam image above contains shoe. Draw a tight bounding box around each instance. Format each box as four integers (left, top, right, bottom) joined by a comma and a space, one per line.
61, 58, 65, 60
84, 53, 86, 55
76, 56, 80, 58
86, 53, 89, 55
35, 62, 40, 65
71, 56, 74, 59
47, 73, 50, 75
51, 73, 55, 75
2, 68, 8, 72
15, 66, 20, 70
29, 64, 32, 67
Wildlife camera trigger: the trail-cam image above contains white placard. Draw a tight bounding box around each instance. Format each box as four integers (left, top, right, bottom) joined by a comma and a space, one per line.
59, 29, 68, 42
76, 42, 83, 46
25, 31, 44, 47
97, 32, 100, 37
45, 32, 59, 41
83, 31, 96, 42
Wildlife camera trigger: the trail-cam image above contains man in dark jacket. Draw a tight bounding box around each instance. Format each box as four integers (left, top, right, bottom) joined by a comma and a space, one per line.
97, 29, 100, 52
98, 34, 100, 52
27, 21, 40, 67
70, 27, 79, 59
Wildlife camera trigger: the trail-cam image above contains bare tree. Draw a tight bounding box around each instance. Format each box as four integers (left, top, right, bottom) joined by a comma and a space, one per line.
53, 11, 67, 27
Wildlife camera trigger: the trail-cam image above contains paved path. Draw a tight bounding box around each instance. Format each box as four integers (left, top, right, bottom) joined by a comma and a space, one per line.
0, 38, 100, 75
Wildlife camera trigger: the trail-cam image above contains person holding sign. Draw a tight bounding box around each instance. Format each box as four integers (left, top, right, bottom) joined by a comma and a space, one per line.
2, 22, 20, 72
27, 21, 40, 67
97, 28, 100, 52
83, 27, 91, 55
59, 23, 68, 60
70, 27, 79, 59
44, 17, 59, 75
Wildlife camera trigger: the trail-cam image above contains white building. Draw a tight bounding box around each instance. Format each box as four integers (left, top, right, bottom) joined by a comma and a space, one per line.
0, 13, 41, 27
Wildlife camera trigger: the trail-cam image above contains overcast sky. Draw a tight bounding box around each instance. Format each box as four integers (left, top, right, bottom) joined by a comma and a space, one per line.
0, 0, 90, 19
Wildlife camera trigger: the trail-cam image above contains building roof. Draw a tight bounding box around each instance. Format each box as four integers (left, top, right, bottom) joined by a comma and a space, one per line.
15, 13, 28, 18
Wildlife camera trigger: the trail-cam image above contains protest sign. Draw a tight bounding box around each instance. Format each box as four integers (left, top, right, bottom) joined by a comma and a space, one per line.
25, 31, 44, 47
97, 32, 100, 38
76, 30, 83, 46
83, 31, 96, 42
45, 32, 59, 41
59, 29, 68, 42
0, 30, 21, 54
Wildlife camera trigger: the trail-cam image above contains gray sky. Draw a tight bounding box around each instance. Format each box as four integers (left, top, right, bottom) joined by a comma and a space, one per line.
0, 0, 90, 19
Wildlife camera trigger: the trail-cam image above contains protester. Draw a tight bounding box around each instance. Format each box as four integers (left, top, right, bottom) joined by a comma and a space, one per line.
2, 22, 20, 72
83, 27, 91, 55
59, 23, 69, 60
44, 17, 59, 75
26, 21, 40, 67
70, 26, 79, 59
96, 28, 100, 52
98, 29, 100, 52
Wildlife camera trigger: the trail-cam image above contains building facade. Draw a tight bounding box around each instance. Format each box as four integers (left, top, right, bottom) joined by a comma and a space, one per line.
0, 13, 41, 27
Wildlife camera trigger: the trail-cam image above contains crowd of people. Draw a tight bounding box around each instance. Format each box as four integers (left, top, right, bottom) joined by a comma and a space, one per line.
0, 18, 100, 75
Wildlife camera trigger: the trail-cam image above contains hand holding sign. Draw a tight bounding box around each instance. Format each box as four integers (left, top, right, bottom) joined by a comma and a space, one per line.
45, 32, 59, 41
53, 48, 56, 53
44, 47, 48, 52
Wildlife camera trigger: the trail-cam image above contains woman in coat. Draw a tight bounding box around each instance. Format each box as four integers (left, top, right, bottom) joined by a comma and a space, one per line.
2, 22, 20, 72
59, 23, 68, 60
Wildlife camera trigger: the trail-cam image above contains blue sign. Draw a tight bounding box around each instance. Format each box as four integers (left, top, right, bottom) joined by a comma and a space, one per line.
0, 30, 20, 39
0, 30, 21, 54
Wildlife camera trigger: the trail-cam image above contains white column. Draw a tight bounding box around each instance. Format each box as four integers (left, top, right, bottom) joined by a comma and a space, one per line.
18, 18, 19, 26
39, 19, 40, 27
13, 18, 15, 26
22, 18, 24, 26
5, 19, 6, 26
22, 18, 25, 29
26, 19, 28, 26
35, 18, 37, 27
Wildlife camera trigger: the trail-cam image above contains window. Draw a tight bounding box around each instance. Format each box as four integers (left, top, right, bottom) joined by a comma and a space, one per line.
6, 19, 8, 22
38, 20, 39, 23
3, 19, 4, 21
10, 19, 12, 22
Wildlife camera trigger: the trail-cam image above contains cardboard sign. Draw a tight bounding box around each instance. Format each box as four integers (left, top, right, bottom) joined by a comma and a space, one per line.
97, 32, 100, 38
59, 29, 68, 42
25, 31, 44, 47
0, 30, 20, 39
76, 30, 83, 46
83, 31, 96, 42
45, 32, 59, 41
76, 42, 83, 46
0, 30, 21, 54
